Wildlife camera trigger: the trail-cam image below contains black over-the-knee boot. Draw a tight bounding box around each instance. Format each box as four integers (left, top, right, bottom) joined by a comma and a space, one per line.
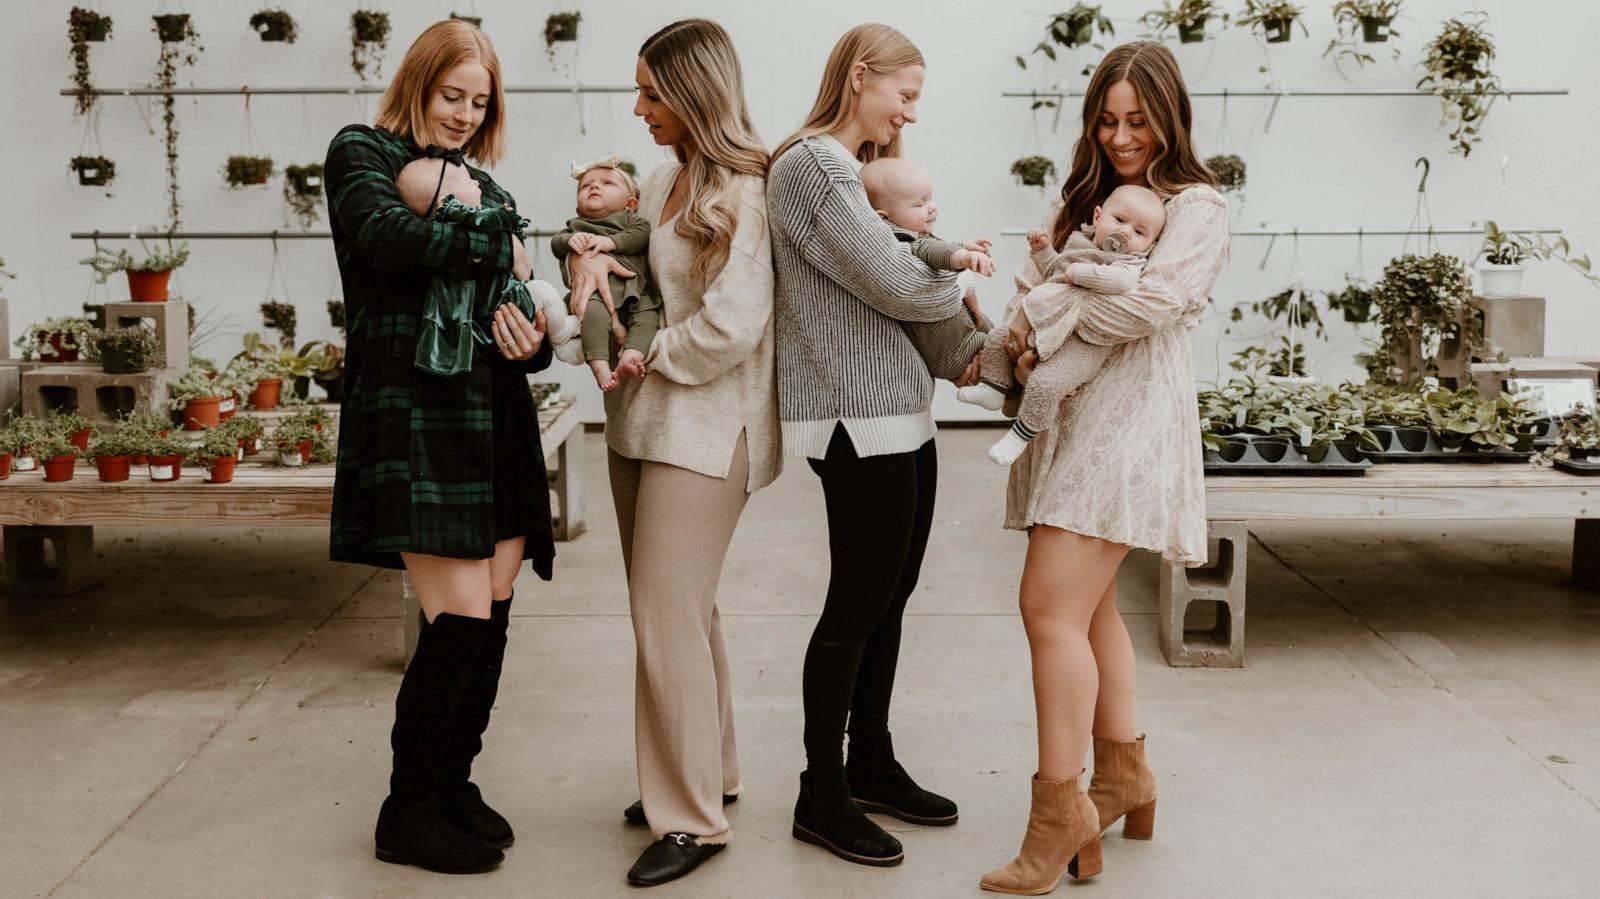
437, 594, 515, 847
374, 612, 503, 874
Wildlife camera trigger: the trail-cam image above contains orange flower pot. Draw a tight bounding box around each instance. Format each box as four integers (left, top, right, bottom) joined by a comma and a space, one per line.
147, 454, 183, 482
42, 454, 78, 482
127, 270, 172, 302
39, 332, 80, 363
248, 378, 282, 410
95, 455, 132, 482
69, 427, 93, 452
203, 455, 237, 483
182, 396, 222, 430
0, 452, 11, 478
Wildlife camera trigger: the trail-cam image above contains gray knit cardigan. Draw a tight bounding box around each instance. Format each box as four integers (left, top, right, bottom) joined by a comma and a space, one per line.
767, 137, 978, 458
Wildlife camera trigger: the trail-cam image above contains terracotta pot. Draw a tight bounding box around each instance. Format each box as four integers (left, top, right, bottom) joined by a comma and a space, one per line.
39, 332, 80, 363
95, 455, 132, 482
147, 454, 183, 482
0, 452, 11, 478
240, 434, 263, 456
298, 438, 314, 463
248, 378, 282, 410
42, 454, 78, 482
69, 428, 93, 453
182, 396, 222, 430
127, 270, 172, 302
203, 455, 237, 483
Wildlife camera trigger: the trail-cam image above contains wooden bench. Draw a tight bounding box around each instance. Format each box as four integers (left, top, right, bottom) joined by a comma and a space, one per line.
1163, 465, 1599, 668
0, 397, 584, 653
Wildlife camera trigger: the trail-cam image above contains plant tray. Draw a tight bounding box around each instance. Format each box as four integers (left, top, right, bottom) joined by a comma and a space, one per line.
1554, 458, 1600, 476
1204, 435, 1370, 476
1363, 425, 1535, 464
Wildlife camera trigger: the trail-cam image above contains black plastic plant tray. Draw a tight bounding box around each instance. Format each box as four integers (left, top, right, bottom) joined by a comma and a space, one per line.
1362, 426, 1535, 464
1204, 434, 1370, 476
1553, 457, 1600, 476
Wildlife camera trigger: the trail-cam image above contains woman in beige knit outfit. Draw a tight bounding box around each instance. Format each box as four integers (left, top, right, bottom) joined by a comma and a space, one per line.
564, 19, 779, 889
980, 42, 1229, 895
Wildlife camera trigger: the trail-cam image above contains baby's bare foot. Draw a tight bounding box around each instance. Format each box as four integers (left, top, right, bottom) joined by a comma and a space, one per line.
588, 359, 616, 391
614, 349, 646, 382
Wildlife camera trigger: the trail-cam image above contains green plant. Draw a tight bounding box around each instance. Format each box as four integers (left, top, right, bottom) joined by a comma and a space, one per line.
1141, 1, 1226, 42
87, 427, 145, 459
68, 7, 113, 117
1230, 337, 1306, 379
350, 10, 391, 81
327, 299, 346, 336
1368, 253, 1479, 387
1555, 407, 1600, 458
70, 155, 115, 187
1479, 222, 1599, 288
222, 414, 266, 442
90, 326, 159, 372
1325, 1, 1402, 68
46, 410, 95, 438
146, 434, 189, 459
1229, 286, 1325, 338
1325, 281, 1377, 323
1205, 154, 1245, 192
273, 417, 318, 449
0, 257, 13, 297
1418, 12, 1500, 157
191, 427, 241, 463
283, 164, 325, 229
260, 303, 297, 347
0, 417, 49, 456
1237, 1, 1307, 41
167, 365, 224, 409
249, 8, 298, 43
152, 14, 201, 227
298, 341, 345, 382
15, 316, 95, 359
544, 11, 581, 45
1011, 155, 1058, 188
80, 241, 190, 281
225, 155, 274, 188
1019, 4, 1115, 70
32, 432, 77, 461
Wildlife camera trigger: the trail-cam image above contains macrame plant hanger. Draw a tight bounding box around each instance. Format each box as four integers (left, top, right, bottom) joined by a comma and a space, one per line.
264, 235, 293, 348
1272, 231, 1317, 387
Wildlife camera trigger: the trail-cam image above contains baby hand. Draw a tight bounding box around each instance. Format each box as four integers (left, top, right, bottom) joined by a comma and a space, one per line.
952, 248, 997, 277
1026, 229, 1050, 253
963, 237, 993, 255
567, 232, 597, 255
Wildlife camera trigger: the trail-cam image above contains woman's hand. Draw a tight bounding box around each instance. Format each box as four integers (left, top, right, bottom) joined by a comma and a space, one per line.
492, 303, 545, 361
565, 250, 636, 318
511, 239, 533, 282
1014, 349, 1038, 386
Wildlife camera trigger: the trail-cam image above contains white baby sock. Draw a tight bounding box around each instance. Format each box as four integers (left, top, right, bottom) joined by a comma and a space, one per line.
957, 383, 1006, 411
987, 420, 1038, 466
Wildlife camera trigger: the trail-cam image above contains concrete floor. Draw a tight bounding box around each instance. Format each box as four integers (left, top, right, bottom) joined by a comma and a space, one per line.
2, 429, 1598, 898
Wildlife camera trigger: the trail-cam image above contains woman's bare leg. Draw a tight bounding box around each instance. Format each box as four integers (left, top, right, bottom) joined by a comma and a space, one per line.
401, 553, 494, 622
488, 539, 525, 601
1018, 527, 1129, 780
1087, 578, 1138, 741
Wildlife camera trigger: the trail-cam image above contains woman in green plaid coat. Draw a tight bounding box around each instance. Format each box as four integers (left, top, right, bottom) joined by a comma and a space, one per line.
325, 20, 550, 876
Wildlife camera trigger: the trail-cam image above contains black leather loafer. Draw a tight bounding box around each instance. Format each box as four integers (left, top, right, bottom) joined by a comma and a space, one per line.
623, 793, 738, 826
626, 833, 724, 887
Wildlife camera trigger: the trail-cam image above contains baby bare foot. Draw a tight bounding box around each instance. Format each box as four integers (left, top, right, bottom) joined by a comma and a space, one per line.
614, 349, 646, 382
588, 359, 616, 391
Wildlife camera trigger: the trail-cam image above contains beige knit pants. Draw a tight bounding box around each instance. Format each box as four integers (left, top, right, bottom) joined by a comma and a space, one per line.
607, 433, 748, 844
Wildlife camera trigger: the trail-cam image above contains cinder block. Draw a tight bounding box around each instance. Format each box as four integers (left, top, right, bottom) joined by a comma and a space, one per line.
1159, 520, 1248, 668
106, 300, 189, 372
1475, 294, 1545, 358
21, 364, 174, 422
0, 364, 18, 422
1470, 358, 1599, 401
3, 525, 98, 597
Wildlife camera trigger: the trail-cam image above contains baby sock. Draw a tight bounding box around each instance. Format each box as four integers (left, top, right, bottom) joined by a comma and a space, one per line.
957, 382, 1007, 411
987, 419, 1038, 466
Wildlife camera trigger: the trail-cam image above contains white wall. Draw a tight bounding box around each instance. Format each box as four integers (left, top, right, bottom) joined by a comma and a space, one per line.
5, 0, 1598, 423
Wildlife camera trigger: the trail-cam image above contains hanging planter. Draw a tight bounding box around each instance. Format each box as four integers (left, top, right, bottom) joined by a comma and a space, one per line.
1010, 155, 1058, 188
260, 301, 298, 346
1325, 282, 1377, 323
1418, 13, 1499, 157
225, 155, 275, 188
350, 10, 391, 82
249, 8, 298, 43
283, 164, 325, 229
153, 13, 192, 43
1205, 154, 1246, 193
1237, 1, 1307, 44
545, 12, 581, 43
70, 155, 115, 187
1325, 2, 1403, 68
152, 16, 202, 228
451, 14, 482, 28
68, 8, 113, 118
70, 7, 112, 42
1139, 1, 1225, 45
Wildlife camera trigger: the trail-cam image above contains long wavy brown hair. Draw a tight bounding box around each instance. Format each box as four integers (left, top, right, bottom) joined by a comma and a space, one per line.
1052, 41, 1215, 249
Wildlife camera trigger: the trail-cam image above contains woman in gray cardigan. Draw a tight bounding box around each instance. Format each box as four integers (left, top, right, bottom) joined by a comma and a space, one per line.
767, 23, 982, 868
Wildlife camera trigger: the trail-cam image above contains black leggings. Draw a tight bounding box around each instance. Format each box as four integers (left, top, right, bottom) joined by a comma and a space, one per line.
802, 425, 938, 769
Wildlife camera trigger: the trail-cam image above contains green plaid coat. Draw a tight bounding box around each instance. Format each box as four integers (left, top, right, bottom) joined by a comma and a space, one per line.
325, 125, 554, 578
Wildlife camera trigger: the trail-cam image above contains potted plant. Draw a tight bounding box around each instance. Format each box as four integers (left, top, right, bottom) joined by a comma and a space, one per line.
80, 241, 190, 302
298, 340, 345, 401
1142, 0, 1225, 44
47, 410, 96, 453
1477, 221, 1600, 297
168, 365, 226, 430
86, 427, 142, 482
350, 9, 391, 81
146, 434, 187, 481
283, 164, 324, 229
273, 418, 318, 467
225, 155, 274, 188
192, 428, 241, 483
1237, 0, 1307, 44
113, 410, 171, 466
1324, 281, 1377, 323
16, 316, 94, 362
327, 299, 346, 337
69, 7, 113, 117
1324, 2, 1403, 68
0, 418, 44, 477
545, 11, 580, 44
244, 359, 285, 409
260, 303, 297, 347
1205, 154, 1245, 193
1556, 408, 1600, 461
34, 433, 79, 483
90, 326, 158, 374
223, 414, 267, 457
249, 8, 298, 42
1368, 253, 1478, 388
69, 155, 116, 187
1017, 4, 1115, 72
1010, 155, 1058, 188
152, 14, 202, 227
1417, 12, 1500, 157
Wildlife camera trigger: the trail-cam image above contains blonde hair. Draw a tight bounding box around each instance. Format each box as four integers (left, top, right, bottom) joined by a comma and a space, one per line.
375, 20, 507, 167
1051, 41, 1214, 249
772, 24, 924, 165
639, 19, 768, 284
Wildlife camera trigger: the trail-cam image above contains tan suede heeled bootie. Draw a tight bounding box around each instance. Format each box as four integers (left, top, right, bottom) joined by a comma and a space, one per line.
1087, 734, 1157, 838
979, 771, 1102, 894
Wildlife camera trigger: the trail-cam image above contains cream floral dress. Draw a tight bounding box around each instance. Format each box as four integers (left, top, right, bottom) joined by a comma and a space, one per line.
1003, 186, 1230, 566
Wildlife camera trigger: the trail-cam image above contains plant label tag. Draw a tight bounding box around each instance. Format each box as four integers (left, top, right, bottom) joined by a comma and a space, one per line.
1376, 23, 1389, 36
279, 452, 303, 468
150, 464, 174, 480
236, 447, 244, 461
1299, 425, 1313, 447
219, 397, 235, 413
15, 456, 36, 471
1234, 409, 1246, 427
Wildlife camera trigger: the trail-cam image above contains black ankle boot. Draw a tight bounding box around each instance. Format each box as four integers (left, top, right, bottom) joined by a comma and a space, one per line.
847, 731, 959, 826
437, 595, 515, 848
792, 766, 903, 866
374, 612, 504, 874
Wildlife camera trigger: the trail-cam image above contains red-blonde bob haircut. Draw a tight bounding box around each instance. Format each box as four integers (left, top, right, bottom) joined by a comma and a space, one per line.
374, 20, 507, 167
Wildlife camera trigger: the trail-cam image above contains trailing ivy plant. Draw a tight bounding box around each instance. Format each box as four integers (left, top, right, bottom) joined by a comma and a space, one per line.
1236, 1, 1307, 44
350, 10, 391, 81
1479, 222, 1599, 288
1417, 12, 1500, 157
1368, 252, 1480, 387
68, 7, 113, 118
249, 8, 298, 43
261, 302, 298, 347
1325, 1, 1402, 68
283, 164, 325, 229
1011, 155, 1058, 188
1229, 285, 1326, 338
1141, 0, 1226, 44
225, 155, 274, 187
1018, 4, 1115, 72
152, 14, 202, 228
70, 155, 116, 187
1205, 154, 1245, 192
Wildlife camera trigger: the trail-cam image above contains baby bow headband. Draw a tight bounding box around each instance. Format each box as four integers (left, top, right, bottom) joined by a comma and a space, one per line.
571, 153, 623, 180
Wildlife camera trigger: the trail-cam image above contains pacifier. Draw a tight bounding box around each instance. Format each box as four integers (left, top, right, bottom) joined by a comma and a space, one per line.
1103, 230, 1131, 252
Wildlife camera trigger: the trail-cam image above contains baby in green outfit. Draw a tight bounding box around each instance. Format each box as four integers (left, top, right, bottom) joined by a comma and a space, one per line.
551, 155, 660, 391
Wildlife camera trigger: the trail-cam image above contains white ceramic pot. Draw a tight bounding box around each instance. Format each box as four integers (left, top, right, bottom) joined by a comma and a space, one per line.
1478, 263, 1526, 297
